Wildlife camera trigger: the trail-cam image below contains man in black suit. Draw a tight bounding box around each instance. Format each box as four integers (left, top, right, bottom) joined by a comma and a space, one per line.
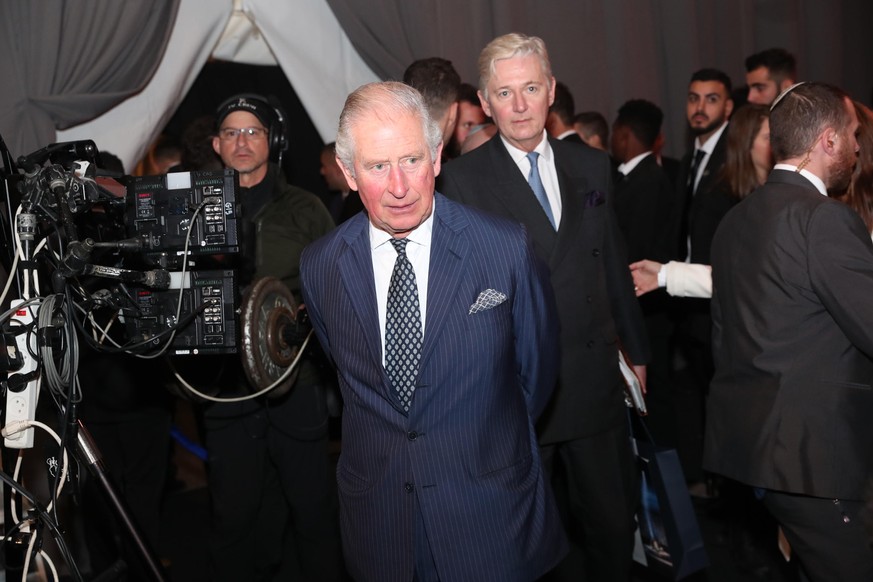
611, 98, 678, 469
546, 81, 583, 143
611, 98, 675, 263
439, 32, 650, 582
706, 82, 873, 582
677, 68, 733, 263
672, 68, 733, 484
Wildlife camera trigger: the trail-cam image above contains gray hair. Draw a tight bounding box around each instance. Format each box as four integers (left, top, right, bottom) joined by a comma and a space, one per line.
478, 33, 553, 100
335, 82, 442, 176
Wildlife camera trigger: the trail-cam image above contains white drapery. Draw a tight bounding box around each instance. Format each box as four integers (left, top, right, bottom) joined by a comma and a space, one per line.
56, 0, 379, 171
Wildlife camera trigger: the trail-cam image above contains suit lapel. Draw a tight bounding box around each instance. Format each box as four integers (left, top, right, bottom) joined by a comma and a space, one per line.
337, 217, 395, 403
550, 137, 588, 270
420, 195, 469, 371
697, 127, 728, 194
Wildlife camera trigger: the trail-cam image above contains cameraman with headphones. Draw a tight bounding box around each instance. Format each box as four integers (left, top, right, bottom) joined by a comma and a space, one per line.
204, 94, 343, 580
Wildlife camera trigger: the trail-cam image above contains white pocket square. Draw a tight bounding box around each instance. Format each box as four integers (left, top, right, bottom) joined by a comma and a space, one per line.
469, 289, 507, 314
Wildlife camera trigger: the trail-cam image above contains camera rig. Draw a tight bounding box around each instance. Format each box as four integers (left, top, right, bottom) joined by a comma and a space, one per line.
0, 137, 311, 581
3, 141, 242, 357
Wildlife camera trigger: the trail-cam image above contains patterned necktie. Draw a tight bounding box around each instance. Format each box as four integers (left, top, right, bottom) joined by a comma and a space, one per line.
385, 238, 422, 412
526, 151, 557, 229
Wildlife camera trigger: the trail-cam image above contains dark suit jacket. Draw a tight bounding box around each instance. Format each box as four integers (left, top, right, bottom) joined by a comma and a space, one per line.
439, 136, 650, 443
301, 194, 567, 581
560, 131, 584, 144
674, 127, 729, 262
614, 153, 676, 263
705, 170, 873, 500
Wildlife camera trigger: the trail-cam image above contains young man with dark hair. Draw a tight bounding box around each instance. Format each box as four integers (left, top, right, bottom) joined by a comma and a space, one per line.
573, 111, 609, 151
403, 57, 461, 148
547, 81, 582, 142
611, 99, 674, 262
745, 47, 797, 106
671, 67, 734, 487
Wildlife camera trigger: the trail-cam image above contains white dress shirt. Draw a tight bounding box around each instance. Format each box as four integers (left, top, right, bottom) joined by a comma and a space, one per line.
691, 121, 729, 193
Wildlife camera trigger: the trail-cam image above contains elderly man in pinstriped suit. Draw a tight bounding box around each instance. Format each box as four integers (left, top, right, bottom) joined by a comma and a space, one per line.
300, 81, 567, 581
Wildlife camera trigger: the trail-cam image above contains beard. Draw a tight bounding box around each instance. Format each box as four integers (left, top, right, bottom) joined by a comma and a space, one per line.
689, 117, 723, 136
827, 145, 858, 191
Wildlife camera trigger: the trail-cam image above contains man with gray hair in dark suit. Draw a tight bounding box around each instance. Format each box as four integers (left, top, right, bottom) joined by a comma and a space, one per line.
302, 80, 567, 582
440, 32, 650, 581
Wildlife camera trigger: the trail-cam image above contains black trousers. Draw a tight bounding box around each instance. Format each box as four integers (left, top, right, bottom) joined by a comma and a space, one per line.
540, 422, 639, 582
763, 490, 873, 582
204, 390, 344, 582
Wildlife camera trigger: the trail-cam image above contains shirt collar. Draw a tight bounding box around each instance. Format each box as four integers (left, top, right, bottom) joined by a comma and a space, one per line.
369, 196, 436, 250
617, 151, 653, 176
500, 129, 553, 166
694, 121, 729, 154
772, 163, 828, 196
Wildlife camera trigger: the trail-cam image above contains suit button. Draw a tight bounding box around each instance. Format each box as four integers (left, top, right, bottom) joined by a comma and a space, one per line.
407, 431, 418, 441
592, 248, 601, 257
404, 482, 414, 493
587, 340, 595, 348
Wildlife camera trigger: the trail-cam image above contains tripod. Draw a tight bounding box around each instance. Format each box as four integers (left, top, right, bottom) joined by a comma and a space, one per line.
76, 420, 169, 582
2, 419, 169, 582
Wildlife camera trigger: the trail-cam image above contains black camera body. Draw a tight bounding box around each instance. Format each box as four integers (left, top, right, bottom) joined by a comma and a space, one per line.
2, 142, 243, 356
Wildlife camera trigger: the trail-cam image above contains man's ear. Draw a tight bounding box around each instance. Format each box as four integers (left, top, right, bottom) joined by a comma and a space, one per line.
447, 102, 459, 130
547, 76, 557, 107
478, 90, 492, 118
433, 142, 444, 177
212, 136, 221, 156
821, 127, 839, 156
337, 156, 358, 191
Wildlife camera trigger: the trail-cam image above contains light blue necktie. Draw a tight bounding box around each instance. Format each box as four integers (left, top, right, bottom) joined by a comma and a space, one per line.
526, 151, 556, 229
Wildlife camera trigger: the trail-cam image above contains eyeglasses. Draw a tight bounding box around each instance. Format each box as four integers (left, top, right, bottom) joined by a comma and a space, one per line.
218, 127, 268, 140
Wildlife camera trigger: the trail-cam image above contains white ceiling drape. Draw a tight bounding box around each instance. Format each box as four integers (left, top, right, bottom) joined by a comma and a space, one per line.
56, 0, 379, 172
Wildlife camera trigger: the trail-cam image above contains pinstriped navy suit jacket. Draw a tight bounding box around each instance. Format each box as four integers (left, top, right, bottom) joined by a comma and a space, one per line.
300, 193, 567, 581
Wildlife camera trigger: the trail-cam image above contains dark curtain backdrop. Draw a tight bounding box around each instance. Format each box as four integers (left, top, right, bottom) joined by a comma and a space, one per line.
0, 0, 180, 161
326, 0, 873, 157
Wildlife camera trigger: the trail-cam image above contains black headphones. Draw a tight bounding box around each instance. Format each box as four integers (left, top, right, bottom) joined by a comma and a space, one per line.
215, 93, 288, 165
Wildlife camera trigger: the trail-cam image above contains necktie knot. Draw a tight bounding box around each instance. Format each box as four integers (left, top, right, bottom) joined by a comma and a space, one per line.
527, 151, 540, 167
389, 237, 409, 256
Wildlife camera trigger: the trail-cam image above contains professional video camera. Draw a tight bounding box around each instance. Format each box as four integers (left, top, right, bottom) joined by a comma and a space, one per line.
1, 137, 309, 398
3, 139, 241, 357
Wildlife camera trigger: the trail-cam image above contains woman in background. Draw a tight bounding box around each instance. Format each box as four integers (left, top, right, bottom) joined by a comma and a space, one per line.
838, 101, 873, 235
